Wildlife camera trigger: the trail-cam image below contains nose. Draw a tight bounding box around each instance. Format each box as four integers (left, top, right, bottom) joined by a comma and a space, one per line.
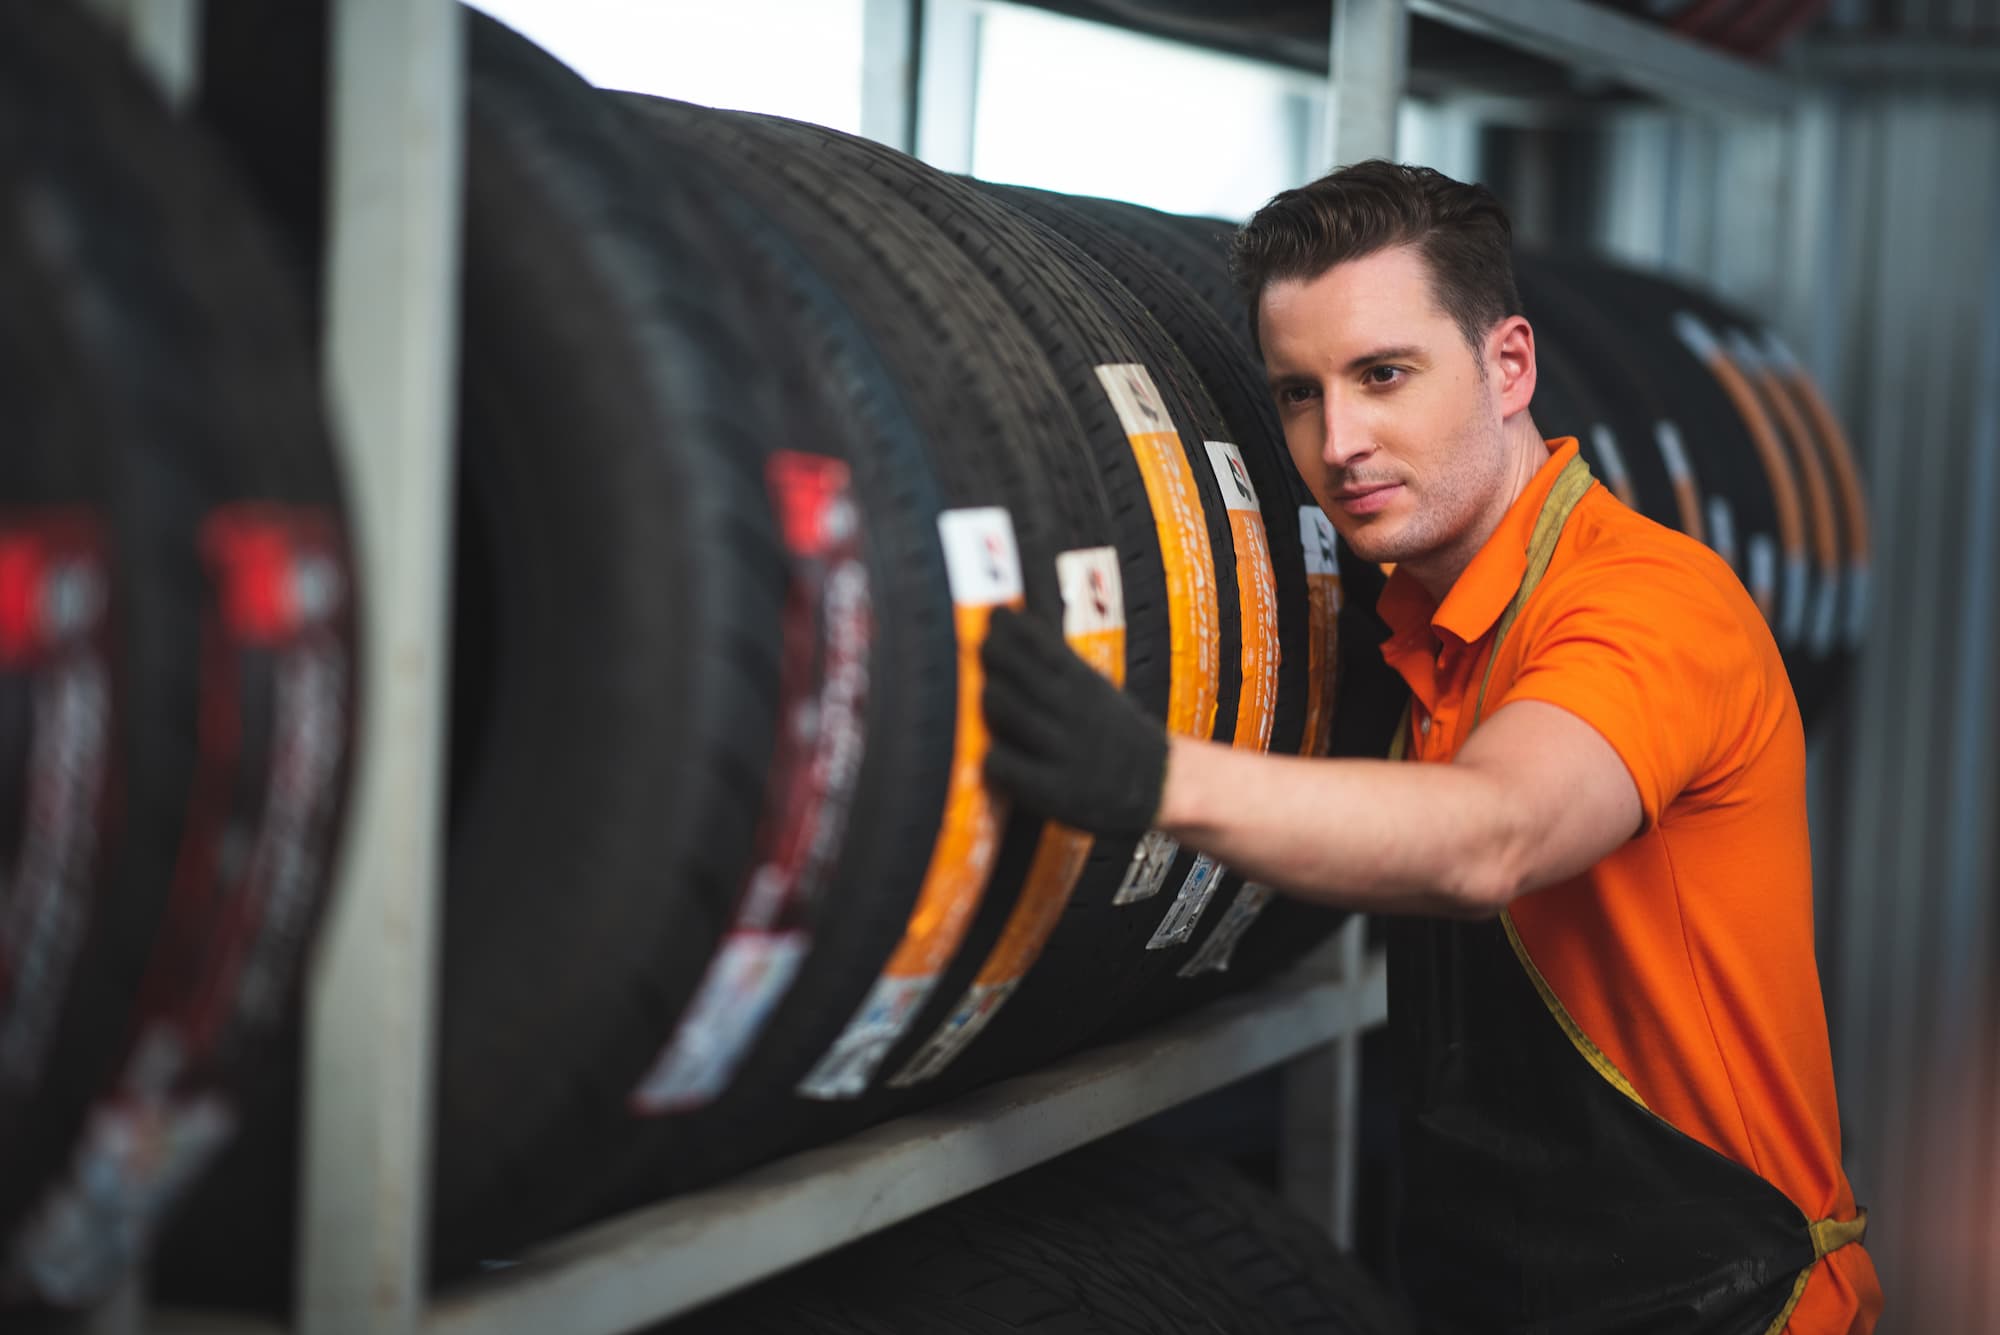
1320, 393, 1372, 471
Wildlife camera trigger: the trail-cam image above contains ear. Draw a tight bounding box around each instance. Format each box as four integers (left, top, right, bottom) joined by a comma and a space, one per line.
1489, 315, 1537, 419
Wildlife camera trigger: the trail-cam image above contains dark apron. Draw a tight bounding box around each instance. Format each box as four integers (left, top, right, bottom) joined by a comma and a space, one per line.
1386, 455, 1865, 1334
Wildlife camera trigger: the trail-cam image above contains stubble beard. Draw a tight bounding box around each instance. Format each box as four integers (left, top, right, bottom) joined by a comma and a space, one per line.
1337, 415, 1506, 576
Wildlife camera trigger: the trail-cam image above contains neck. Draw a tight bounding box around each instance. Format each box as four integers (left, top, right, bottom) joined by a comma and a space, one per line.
1408, 413, 1549, 603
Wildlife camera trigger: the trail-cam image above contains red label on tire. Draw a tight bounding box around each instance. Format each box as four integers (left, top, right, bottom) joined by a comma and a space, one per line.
9, 505, 355, 1305
631, 452, 872, 1114
0, 513, 113, 1113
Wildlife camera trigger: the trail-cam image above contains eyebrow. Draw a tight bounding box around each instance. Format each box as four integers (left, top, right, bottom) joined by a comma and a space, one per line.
1344, 344, 1422, 373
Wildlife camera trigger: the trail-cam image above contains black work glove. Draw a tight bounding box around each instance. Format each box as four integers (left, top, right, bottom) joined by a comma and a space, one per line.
980, 605, 1169, 839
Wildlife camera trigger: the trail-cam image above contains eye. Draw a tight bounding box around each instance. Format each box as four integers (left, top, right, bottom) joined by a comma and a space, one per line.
1363, 365, 1406, 388
1275, 383, 1318, 407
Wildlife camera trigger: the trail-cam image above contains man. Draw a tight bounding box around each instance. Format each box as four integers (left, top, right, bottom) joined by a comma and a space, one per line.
980, 161, 1881, 1333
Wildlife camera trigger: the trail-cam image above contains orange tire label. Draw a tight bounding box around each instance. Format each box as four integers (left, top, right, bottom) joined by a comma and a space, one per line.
797, 506, 1022, 1100
1204, 441, 1278, 753
1093, 365, 1219, 743
890, 547, 1126, 1086
1299, 506, 1343, 758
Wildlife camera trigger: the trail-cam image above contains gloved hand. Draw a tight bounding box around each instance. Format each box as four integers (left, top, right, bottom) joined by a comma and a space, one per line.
980, 605, 1168, 838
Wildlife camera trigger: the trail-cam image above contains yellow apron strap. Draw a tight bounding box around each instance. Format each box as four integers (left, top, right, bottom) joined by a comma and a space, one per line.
1404, 457, 1658, 1117
1387, 701, 1411, 762
1473, 453, 1597, 726
1761, 1211, 1868, 1335
1810, 1209, 1867, 1259
1386, 452, 1593, 763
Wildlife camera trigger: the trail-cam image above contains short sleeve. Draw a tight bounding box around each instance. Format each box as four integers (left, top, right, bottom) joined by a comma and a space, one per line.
1494, 548, 1766, 829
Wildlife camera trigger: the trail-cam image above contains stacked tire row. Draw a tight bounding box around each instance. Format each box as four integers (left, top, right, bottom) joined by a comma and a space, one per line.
1521, 252, 1871, 729
667, 1133, 1411, 1335
0, 0, 358, 1314
149, 1, 1365, 1310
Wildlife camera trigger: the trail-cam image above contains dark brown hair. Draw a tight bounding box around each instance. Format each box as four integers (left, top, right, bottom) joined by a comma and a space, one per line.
1229, 160, 1520, 356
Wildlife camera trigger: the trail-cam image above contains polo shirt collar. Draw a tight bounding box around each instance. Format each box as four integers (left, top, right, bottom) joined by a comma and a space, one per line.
1378, 437, 1582, 650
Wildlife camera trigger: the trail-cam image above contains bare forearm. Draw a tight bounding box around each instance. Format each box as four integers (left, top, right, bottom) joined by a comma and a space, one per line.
1154, 737, 1526, 917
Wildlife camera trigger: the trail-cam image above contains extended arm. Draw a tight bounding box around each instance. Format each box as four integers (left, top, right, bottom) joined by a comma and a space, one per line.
981, 607, 1640, 918
1154, 701, 1640, 917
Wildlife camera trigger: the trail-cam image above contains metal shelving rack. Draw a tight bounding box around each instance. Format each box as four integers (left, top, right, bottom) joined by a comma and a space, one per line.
78, 1, 1799, 1331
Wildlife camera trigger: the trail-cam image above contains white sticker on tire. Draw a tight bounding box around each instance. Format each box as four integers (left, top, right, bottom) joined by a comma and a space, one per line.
1809, 571, 1842, 660
1113, 830, 1179, 904
889, 978, 1021, 1087
796, 975, 935, 1101
1203, 440, 1261, 513
1845, 561, 1869, 649
1147, 853, 1227, 949
1782, 552, 1809, 647
1300, 507, 1339, 581
1705, 496, 1740, 571
1057, 546, 1124, 638
1654, 419, 1694, 486
937, 506, 1024, 606
1748, 535, 1779, 621
6, 1026, 235, 1305
1180, 882, 1276, 977
1588, 423, 1633, 503
630, 932, 810, 1112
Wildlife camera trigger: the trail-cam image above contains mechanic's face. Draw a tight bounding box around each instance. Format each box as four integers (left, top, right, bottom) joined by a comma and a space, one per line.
1258, 245, 1533, 586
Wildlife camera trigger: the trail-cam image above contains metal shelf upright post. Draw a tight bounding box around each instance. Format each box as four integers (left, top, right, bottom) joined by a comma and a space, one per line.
295, 1, 466, 1333
1273, 0, 1408, 1248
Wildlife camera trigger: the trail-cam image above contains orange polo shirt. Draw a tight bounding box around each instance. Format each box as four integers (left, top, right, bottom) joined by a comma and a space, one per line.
1378, 438, 1881, 1334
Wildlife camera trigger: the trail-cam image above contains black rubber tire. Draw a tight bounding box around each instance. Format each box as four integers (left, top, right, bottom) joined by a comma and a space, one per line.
1517, 254, 1690, 534
669, 1133, 1412, 1334
706, 116, 1255, 1116
0, 0, 353, 1308
978, 190, 1346, 1030
163, 4, 791, 1294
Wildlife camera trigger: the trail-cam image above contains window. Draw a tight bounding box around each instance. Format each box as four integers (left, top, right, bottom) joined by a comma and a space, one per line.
468, 0, 868, 133
965, 3, 1324, 220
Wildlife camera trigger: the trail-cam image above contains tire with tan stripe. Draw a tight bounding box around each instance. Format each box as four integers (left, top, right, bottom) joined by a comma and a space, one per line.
1540, 258, 1846, 726
1518, 253, 1694, 535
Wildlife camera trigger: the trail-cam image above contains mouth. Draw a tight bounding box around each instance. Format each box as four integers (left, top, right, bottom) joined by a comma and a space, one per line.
1331, 482, 1401, 516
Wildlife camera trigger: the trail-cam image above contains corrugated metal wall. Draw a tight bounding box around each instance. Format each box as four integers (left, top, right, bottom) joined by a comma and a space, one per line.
1576, 75, 2000, 1335
1800, 82, 2000, 1335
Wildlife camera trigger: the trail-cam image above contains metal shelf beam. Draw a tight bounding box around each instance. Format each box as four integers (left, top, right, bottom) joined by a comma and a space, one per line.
1408, 0, 1796, 115
1796, 37, 2000, 84
421, 953, 1386, 1335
